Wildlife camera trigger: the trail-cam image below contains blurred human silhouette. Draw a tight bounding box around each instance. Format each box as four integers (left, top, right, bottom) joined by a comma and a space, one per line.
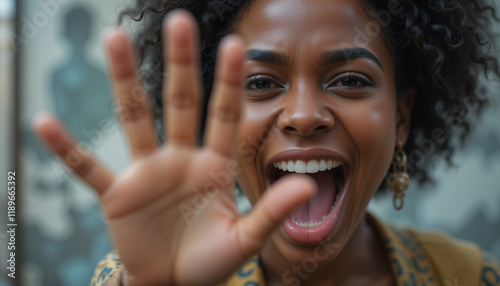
20, 6, 114, 285
24, 6, 112, 161
52, 6, 112, 142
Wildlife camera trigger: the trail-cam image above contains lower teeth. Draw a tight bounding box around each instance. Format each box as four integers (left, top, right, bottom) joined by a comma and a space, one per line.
290, 191, 341, 227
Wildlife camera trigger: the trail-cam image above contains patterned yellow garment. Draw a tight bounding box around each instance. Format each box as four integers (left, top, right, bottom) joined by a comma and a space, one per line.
90, 214, 500, 286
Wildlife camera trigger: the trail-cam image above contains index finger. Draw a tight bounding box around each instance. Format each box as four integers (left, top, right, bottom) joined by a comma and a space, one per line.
204, 36, 245, 157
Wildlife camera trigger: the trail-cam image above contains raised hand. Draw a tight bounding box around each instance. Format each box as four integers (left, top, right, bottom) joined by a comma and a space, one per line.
33, 11, 316, 285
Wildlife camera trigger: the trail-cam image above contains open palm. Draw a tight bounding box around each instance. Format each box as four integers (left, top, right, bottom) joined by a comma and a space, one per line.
34, 11, 315, 285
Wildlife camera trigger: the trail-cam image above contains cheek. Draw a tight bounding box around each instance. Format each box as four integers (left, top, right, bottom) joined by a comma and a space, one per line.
340, 98, 397, 193
234, 104, 276, 204
236, 104, 273, 165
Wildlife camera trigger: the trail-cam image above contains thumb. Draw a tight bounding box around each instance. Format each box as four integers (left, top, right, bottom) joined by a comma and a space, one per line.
234, 175, 317, 255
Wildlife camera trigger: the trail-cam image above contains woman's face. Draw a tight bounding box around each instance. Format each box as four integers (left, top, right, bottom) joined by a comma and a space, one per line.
234, 0, 411, 261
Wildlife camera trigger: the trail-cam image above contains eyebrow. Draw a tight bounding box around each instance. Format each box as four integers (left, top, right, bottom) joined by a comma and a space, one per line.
319, 48, 384, 72
246, 49, 292, 67
246, 47, 384, 72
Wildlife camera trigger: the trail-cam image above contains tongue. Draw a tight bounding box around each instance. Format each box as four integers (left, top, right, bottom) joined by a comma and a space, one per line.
290, 171, 337, 225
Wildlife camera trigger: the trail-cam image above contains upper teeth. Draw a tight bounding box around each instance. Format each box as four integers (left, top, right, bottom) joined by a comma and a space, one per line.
273, 159, 342, 173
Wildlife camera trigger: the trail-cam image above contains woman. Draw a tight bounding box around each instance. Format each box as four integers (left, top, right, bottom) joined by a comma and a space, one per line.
34, 0, 500, 285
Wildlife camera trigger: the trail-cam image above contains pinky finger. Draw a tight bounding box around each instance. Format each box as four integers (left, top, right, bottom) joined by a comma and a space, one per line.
32, 113, 115, 196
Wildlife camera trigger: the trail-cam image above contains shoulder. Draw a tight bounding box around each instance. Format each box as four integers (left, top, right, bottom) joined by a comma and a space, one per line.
407, 228, 483, 284
368, 213, 500, 286
409, 229, 500, 286
480, 252, 500, 286
407, 228, 481, 263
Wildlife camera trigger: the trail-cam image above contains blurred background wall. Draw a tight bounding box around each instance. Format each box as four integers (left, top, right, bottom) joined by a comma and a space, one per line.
0, 0, 499, 285
2, 0, 131, 285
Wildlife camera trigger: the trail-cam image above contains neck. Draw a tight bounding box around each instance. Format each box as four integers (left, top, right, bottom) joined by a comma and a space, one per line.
260, 214, 393, 286
70, 44, 86, 65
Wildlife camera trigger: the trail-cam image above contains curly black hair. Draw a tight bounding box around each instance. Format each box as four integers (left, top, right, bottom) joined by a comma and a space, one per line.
118, 0, 499, 192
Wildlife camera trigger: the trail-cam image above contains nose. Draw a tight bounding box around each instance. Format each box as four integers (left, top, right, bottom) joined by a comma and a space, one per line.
277, 95, 335, 137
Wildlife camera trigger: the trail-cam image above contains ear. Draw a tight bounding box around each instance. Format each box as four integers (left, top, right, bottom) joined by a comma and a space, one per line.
395, 89, 414, 146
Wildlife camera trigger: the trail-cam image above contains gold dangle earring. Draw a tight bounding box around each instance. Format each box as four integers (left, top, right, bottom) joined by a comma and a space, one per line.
387, 143, 410, 210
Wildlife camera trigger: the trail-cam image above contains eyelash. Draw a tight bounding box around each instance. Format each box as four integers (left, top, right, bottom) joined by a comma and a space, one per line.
245, 75, 284, 92
244, 72, 377, 93
327, 72, 376, 88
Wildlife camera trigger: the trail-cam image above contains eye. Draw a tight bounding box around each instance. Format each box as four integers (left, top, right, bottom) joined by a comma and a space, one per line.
245, 75, 283, 92
327, 72, 375, 89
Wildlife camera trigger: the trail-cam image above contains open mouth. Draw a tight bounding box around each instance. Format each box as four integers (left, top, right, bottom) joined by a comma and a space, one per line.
266, 155, 350, 244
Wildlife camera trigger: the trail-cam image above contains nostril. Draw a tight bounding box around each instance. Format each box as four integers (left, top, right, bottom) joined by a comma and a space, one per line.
314, 125, 329, 132
278, 110, 335, 136
282, 124, 329, 135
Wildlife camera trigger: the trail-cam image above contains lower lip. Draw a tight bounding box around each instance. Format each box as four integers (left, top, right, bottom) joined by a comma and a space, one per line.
281, 186, 347, 244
